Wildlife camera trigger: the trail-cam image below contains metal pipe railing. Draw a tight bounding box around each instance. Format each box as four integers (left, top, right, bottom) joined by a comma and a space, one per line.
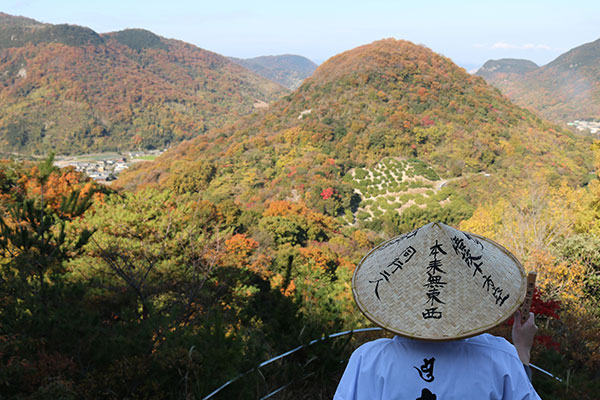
203, 327, 562, 399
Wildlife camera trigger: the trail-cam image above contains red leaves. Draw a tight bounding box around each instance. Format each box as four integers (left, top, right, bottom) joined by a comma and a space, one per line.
421, 115, 435, 127
535, 335, 561, 351
320, 187, 337, 200
531, 288, 561, 320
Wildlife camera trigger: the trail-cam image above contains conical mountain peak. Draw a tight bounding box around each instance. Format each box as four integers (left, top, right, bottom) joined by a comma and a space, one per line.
118, 39, 591, 206
308, 39, 460, 86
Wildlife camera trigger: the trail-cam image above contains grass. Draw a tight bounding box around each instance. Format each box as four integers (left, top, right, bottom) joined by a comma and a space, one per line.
135, 155, 158, 161
55, 152, 123, 162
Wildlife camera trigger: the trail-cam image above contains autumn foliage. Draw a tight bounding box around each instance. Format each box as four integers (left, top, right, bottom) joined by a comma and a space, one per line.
1, 35, 600, 399
0, 15, 287, 154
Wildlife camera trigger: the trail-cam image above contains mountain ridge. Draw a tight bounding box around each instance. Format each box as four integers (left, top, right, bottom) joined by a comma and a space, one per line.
229, 54, 318, 89
476, 38, 600, 123
0, 13, 289, 154
0, 13, 103, 48
476, 58, 539, 79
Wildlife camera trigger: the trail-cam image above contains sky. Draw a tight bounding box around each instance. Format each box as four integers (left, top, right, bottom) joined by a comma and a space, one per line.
2, 0, 599, 71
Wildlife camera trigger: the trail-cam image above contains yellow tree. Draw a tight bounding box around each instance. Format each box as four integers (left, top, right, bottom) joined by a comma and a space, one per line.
459, 174, 587, 304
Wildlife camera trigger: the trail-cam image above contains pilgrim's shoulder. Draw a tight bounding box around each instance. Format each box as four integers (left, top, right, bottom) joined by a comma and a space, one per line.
464, 333, 520, 358
349, 337, 400, 359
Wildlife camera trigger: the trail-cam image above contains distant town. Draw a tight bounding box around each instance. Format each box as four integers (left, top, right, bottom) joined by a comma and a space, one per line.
53, 149, 166, 182
568, 120, 600, 135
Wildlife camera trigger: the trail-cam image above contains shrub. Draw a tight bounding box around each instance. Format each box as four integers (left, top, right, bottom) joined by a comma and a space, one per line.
357, 211, 371, 221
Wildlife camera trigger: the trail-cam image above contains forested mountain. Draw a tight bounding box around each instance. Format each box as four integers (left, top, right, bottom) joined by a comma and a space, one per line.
229, 54, 318, 89
120, 38, 591, 204
476, 58, 539, 79
0, 12, 103, 48
0, 13, 288, 154
476, 38, 600, 123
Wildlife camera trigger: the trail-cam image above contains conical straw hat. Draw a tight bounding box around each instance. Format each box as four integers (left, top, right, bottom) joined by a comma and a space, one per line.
352, 222, 526, 341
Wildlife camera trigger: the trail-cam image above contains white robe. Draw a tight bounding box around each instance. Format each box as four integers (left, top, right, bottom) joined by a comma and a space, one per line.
334, 333, 541, 400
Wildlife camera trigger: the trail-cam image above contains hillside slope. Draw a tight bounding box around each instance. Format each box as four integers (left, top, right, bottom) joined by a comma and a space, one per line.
229, 54, 318, 89
118, 39, 592, 220
0, 14, 288, 154
476, 58, 539, 80
476, 38, 600, 123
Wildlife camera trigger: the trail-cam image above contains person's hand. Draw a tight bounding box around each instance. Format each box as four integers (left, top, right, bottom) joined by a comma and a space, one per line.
512, 311, 538, 365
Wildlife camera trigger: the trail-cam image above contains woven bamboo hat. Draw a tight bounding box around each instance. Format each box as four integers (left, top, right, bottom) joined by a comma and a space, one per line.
352, 222, 526, 341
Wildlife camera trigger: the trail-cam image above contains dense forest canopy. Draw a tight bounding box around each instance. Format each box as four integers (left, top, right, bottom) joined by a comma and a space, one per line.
1, 30, 599, 400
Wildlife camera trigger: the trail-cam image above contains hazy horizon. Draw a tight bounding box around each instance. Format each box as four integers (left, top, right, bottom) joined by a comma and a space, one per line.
2, 0, 599, 71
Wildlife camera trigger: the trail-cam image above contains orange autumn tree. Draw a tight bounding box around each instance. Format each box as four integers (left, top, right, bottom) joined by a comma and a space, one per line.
223, 233, 272, 281
0, 154, 96, 305
18, 156, 99, 216
295, 243, 357, 325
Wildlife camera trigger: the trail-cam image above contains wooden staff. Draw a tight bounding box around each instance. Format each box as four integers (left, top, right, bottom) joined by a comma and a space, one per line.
519, 272, 537, 324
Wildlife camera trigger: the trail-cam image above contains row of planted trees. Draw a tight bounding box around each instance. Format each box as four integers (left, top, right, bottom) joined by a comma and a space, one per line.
1, 153, 600, 399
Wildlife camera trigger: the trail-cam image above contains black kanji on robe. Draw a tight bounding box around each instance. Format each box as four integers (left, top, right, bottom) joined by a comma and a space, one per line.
416, 388, 437, 400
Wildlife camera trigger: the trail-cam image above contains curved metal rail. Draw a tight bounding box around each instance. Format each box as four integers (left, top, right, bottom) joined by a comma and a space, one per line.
203, 327, 562, 399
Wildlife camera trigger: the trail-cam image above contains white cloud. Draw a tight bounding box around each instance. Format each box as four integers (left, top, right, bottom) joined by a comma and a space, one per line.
488, 42, 554, 50
491, 42, 516, 49
523, 43, 552, 50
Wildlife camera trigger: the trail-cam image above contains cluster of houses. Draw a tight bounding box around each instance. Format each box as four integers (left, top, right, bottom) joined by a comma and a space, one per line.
55, 150, 165, 182
568, 120, 600, 135
60, 157, 129, 182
